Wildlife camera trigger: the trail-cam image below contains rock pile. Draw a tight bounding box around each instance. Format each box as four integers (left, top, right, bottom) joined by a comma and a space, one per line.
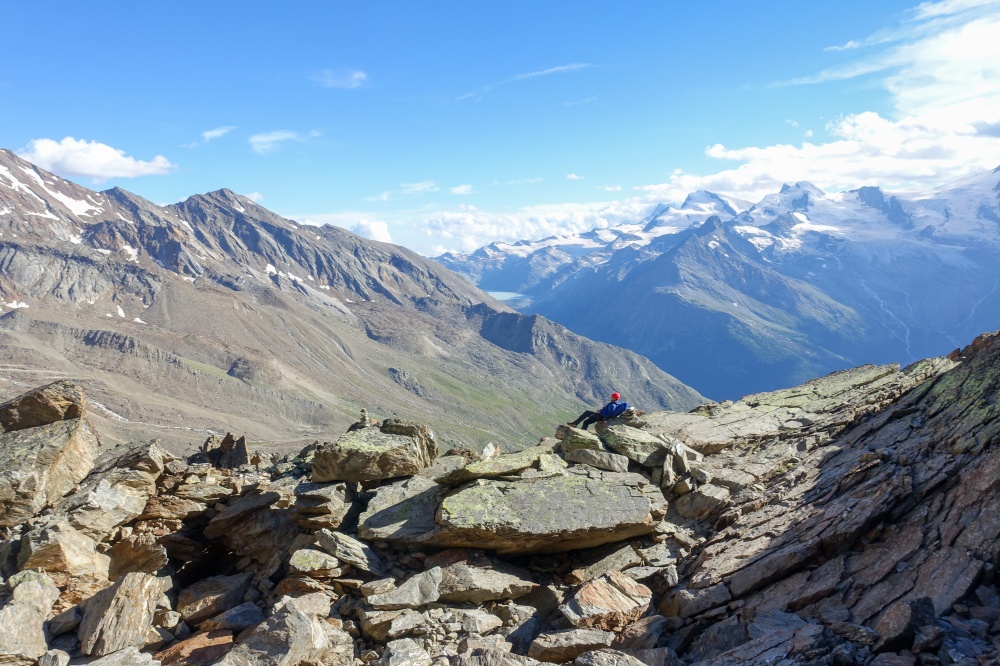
1, 332, 999, 665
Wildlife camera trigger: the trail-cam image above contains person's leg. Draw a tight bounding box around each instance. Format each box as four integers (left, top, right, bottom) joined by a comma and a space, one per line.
569, 410, 597, 427
579, 411, 601, 430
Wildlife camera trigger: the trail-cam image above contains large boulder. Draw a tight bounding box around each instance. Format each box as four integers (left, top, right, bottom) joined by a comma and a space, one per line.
426, 549, 537, 603
0, 380, 86, 432
17, 519, 110, 580
78, 572, 164, 657
559, 571, 653, 631
312, 420, 437, 483
0, 416, 100, 527
598, 426, 671, 468
430, 468, 667, 555
53, 441, 169, 541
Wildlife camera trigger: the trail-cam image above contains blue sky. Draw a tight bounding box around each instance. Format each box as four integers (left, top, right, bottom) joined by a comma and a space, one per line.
3, 0, 999, 254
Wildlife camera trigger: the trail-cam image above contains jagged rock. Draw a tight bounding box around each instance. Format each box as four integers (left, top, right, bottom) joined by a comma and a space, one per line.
452, 650, 542, 666
216, 596, 353, 665
358, 475, 447, 543
312, 420, 437, 483
155, 630, 234, 665
435, 444, 554, 485
598, 426, 671, 467
0, 380, 85, 432
556, 426, 605, 452
659, 583, 732, 619
205, 433, 250, 469
0, 571, 59, 665
18, 519, 110, 579
0, 416, 100, 527
288, 548, 344, 577
315, 529, 387, 576
108, 532, 169, 579
568, 544, 642, 585
613, 615, 669, 651
425, 549, 537, 603
53, 441, 169, 541
177, 573, 253, 626
528, 628, 615, 663
78, 572, 164, 657
559, 571, 652, 631
456, 608, 503, 634
380, 637, 432, 666
292, 481, 352, 531
174, 483, 233, 503
139, 495, 208, 520
358, 608, 424, 643
203, 484, 298, 563
563, 448, 630, 473
672, 483, 730, 520
417, 454, 469, 483
198, 602, 266, 631
367, 567, 442, 609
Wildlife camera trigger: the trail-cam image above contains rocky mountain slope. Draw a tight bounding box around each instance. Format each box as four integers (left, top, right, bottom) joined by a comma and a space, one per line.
438, 170, 1000, 400
1, 327, 998, 665
0, 149, 702, 452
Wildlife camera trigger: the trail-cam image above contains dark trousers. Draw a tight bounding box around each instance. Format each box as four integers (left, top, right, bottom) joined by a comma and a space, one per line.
573, 410, 602, 430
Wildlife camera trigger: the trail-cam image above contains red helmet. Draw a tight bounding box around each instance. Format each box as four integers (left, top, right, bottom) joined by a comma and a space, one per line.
610, 392, 621, 401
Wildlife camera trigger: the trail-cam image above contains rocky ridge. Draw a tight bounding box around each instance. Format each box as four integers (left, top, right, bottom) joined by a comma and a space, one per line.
0, 331, 999, 665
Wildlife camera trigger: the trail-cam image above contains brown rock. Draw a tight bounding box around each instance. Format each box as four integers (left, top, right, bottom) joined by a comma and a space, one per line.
311, 419, 437, 483
0, 417, 100, 527
0, 380, 85, 432
559, 571, 653, 631
155, 630, 235, 665
108, 532, 169, 579
78, 572, 164, 657
177, 573, 253, 626
0, 571, 59, 664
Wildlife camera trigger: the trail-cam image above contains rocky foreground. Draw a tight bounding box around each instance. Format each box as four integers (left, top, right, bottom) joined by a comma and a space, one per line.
1, 333, 999, 666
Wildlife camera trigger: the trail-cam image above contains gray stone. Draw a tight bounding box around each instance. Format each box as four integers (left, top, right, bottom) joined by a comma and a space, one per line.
528, 629, 615, 663
312, 421, 437, 483
315, 529, 387, 576
0, 571, 59, 664
559, 571, 653, 631
288, 548, 344, 577
17, 519, 110, 579
84, 646, 160, 665
367, 567, 442, 609
573, 650, 648, 666
358, 475, 447, 543
435, 445, 554, 485
177, 572, 253, 626
672, 483, 730, 520
380, 637, 432, 666
198, 602, 266, 632
217, 600, 353, 665
599, 426, 671, 467
564, 449, 630, 473
427, 550, 537, 603
0, 417, 100, 528
557, 426, 605, 452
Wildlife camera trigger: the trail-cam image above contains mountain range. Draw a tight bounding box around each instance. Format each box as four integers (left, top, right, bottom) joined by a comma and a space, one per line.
437, 168, 1000, 399
0, 148, 702, 453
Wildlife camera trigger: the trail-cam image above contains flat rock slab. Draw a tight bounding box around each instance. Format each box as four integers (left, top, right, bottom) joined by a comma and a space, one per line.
155, 630, 235, 665
560, 571, 653, 631
367, 567, 442, 609
315, 529, 387, 576
529, 629, 615, 663
312, 421, 437, 483
426, 549, 537, 603
430, 468, 666, 555
557, 426, 605, 453
177, 573, 253, 626
358, 476, 446, 543
0, 417, 99, 527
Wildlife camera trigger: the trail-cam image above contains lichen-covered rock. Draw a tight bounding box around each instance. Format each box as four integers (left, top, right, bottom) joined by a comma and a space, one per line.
563, 448, 630, 473
556, 426, 604, 452
429, 468, 666, 555
315, 529, 387, 576
436, 445, 555, 485
312, 420, 437, 482
287, 548, 344, 577
598, 426, 672, 468
0, 417, 100, 527
0, 380, 86, 432
358, 475, 446, 543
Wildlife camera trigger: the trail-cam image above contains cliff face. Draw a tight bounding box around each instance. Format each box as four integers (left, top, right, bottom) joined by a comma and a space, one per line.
0, 331, 998, 665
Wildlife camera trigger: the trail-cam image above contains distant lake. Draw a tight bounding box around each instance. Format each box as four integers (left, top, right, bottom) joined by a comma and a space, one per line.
486, 291, 526, 301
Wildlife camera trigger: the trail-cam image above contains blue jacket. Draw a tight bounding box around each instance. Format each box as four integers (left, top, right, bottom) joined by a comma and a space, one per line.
599, 400, 629, 419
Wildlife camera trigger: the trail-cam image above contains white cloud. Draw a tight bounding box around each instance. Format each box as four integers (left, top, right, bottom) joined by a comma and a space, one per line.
401, 181, 439, 195
601, 185, 622, 192
351, 219, 392, 243
249, 130, 307, 154
202, 126, 236, 142
366, 191, 391, 202
18, 137, 175, 180
566, 173, 584, 180
245, 191, 264, 202
451, 184, 473, 194
461, 63, 593, 100
312, 69, 368, 89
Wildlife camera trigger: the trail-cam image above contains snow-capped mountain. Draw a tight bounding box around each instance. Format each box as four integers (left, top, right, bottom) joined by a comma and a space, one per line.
0, 149, 703, 451
438, 168, 1000, 399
